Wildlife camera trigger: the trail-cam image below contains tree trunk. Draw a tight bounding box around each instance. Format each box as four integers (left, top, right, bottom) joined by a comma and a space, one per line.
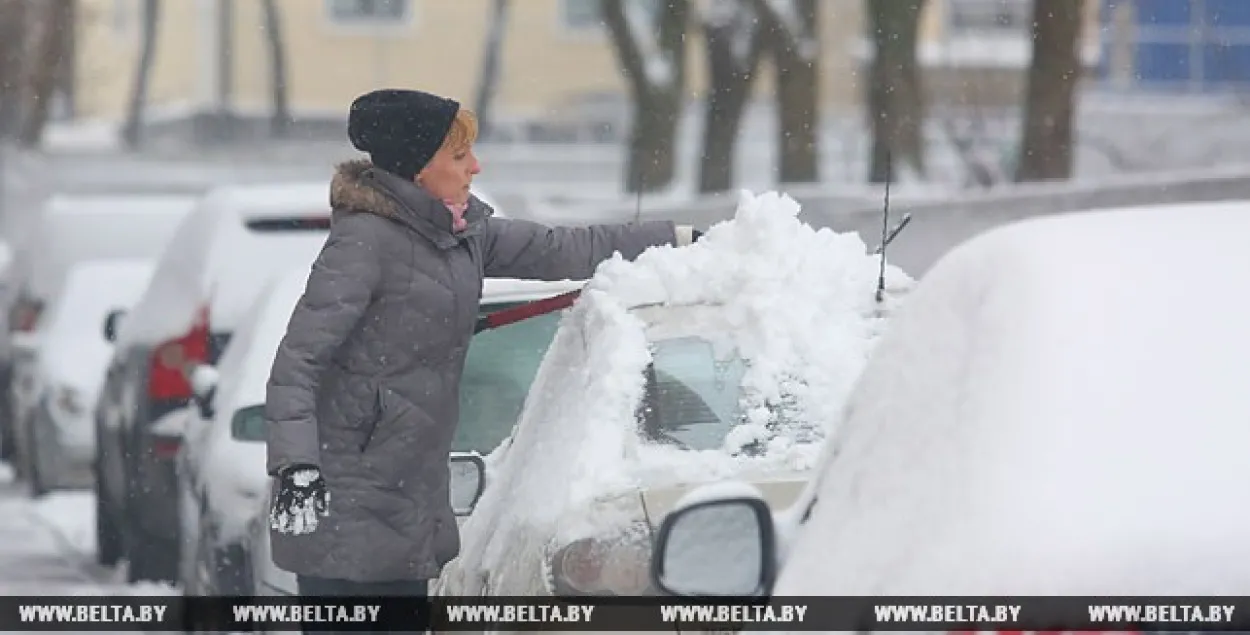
59, 0, 77, 119
865, 0, 927, 183
1015, 0, 1083, 182
628, 89, 683, 192
0, 0, 28, 139
18, 0, 75, 148
698, 1, 765, 194
473, 0, 510, 141
260, 0, 291, 137
602, 0, 690, 193
755, 0, 820, 184
121, 0, 160, 149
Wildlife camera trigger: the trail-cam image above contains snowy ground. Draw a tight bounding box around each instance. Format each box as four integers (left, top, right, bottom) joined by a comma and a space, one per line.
0, 462, 178, 632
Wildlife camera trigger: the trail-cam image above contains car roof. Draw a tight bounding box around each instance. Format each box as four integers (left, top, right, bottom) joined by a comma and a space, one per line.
16, 195, 195, 300
778, 201, 1250, 595
115, 184, 330, 348
198, 182, 329, 220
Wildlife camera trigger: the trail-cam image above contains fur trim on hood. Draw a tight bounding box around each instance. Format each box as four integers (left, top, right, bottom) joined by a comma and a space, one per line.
329, 159, 400, 218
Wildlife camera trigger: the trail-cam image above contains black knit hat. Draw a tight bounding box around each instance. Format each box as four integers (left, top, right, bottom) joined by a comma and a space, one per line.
347, 89, 460, 180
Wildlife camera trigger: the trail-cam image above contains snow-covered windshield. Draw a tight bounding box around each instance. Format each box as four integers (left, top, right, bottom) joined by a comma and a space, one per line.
637, 334, 812, 454
455, 304, 561, 453
638, 335, 746, 451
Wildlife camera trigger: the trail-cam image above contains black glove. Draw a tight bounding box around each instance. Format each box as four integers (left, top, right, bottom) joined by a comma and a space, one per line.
692, 228, 703, 242
269, 463, 329, 535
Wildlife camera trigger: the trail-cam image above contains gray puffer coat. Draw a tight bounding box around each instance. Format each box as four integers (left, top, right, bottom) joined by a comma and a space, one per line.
264, 160, 682, 582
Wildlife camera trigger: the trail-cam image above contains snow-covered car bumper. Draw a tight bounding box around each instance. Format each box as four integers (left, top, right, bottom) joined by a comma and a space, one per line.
32, 397, 95, 488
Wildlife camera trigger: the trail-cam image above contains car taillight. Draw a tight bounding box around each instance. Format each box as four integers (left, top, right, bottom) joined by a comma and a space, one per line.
546, 524, 654, 595
147, 305, 211, 401
150, 435, 182, 459
14, 303, 41, 332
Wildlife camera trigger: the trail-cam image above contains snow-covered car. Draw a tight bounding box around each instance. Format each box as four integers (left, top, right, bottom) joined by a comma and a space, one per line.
92, 182, 330, 583
246, 275, 584, 598
2, 193, 194, 469
648, 201, 1250, 605
434, 191, 911, 601
19, 259, 154, 496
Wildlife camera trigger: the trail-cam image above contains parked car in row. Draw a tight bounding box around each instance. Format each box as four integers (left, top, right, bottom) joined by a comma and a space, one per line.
93, 182, 330, 583
247, 275, 583, 597
2, 193, 194, 467
648, 202, 1250, 603
18, 259, 154, 495
436, 191, 910, 601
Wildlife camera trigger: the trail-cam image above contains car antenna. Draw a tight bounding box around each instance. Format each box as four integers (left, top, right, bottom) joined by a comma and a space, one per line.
875, 152, 894, 303
873, 152, 913, 303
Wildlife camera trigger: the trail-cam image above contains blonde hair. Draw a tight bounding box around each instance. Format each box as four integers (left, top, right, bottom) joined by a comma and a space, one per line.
442, 108, 479, 153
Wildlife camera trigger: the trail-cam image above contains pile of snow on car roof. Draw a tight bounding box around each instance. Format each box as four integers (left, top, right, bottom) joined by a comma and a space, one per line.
478, 191, 914, 524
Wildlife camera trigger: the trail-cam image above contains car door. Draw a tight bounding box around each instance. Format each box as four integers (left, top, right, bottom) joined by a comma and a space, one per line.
114, 345, 151, 501
175, 408, 213, 589
179, 406, 216, 540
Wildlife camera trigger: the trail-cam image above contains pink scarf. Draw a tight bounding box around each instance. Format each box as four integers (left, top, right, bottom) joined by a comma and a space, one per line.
443, 199, 469, 232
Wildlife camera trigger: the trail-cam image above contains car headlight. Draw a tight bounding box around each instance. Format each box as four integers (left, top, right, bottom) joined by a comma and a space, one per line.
54, 386, 83, 417
544, 521, 656, 596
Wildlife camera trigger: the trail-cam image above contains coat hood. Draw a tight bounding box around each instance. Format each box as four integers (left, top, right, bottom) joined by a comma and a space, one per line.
329, 159, 493, 250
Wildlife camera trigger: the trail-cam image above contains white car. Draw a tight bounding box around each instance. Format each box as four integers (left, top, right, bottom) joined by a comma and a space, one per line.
648, 201, 1250, 608
4, 193, 194, 476
203, 273, 584, 599
93, 181, 331, 583
21, 259, 154, 495
435, 191, 911, 601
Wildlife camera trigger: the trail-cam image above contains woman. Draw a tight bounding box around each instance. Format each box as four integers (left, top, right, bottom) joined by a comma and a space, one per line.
262, 89, 699, 604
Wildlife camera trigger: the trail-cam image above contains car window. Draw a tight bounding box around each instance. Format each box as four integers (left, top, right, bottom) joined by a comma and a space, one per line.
636, 336, 746, 451
208, 332, 233, 365
455, 303, 562, 453
636, 335, 818, 455
231, 404, 266, 442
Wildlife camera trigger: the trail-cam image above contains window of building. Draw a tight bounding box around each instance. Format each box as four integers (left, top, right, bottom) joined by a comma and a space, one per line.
946, 0, 1033, 35
326, 0, 412, 25
559, 0, 661, 32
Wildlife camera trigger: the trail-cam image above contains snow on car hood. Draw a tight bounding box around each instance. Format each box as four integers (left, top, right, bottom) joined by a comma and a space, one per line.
457, 190, 913, 577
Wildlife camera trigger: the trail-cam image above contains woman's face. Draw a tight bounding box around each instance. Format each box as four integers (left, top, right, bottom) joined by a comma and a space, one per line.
417, 144, 481, 206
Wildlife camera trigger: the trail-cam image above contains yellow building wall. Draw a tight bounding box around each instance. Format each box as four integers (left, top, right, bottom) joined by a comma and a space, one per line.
73, 0, 1102, 124
74, 0, 200, 120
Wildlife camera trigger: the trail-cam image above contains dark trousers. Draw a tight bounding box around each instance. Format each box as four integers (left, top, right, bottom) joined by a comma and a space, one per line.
297, 575, 428, 635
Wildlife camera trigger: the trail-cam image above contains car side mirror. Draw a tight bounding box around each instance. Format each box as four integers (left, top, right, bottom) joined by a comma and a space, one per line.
448, 452, 486, 516
189, 364, 220, 419
650, 495, 777, 597
103, 309, 125, 342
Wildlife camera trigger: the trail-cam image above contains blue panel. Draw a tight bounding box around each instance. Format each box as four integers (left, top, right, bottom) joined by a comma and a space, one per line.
1202, 43, 1250, 85
1136, 42, 1191, 82
1134, 0, 1192, 26
1204, 0, 1250, 27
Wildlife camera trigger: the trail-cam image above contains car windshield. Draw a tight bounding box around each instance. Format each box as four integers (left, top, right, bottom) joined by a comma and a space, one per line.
220, 308, 558, 450
455, 302, 562, 453
633, 311, 820, 455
